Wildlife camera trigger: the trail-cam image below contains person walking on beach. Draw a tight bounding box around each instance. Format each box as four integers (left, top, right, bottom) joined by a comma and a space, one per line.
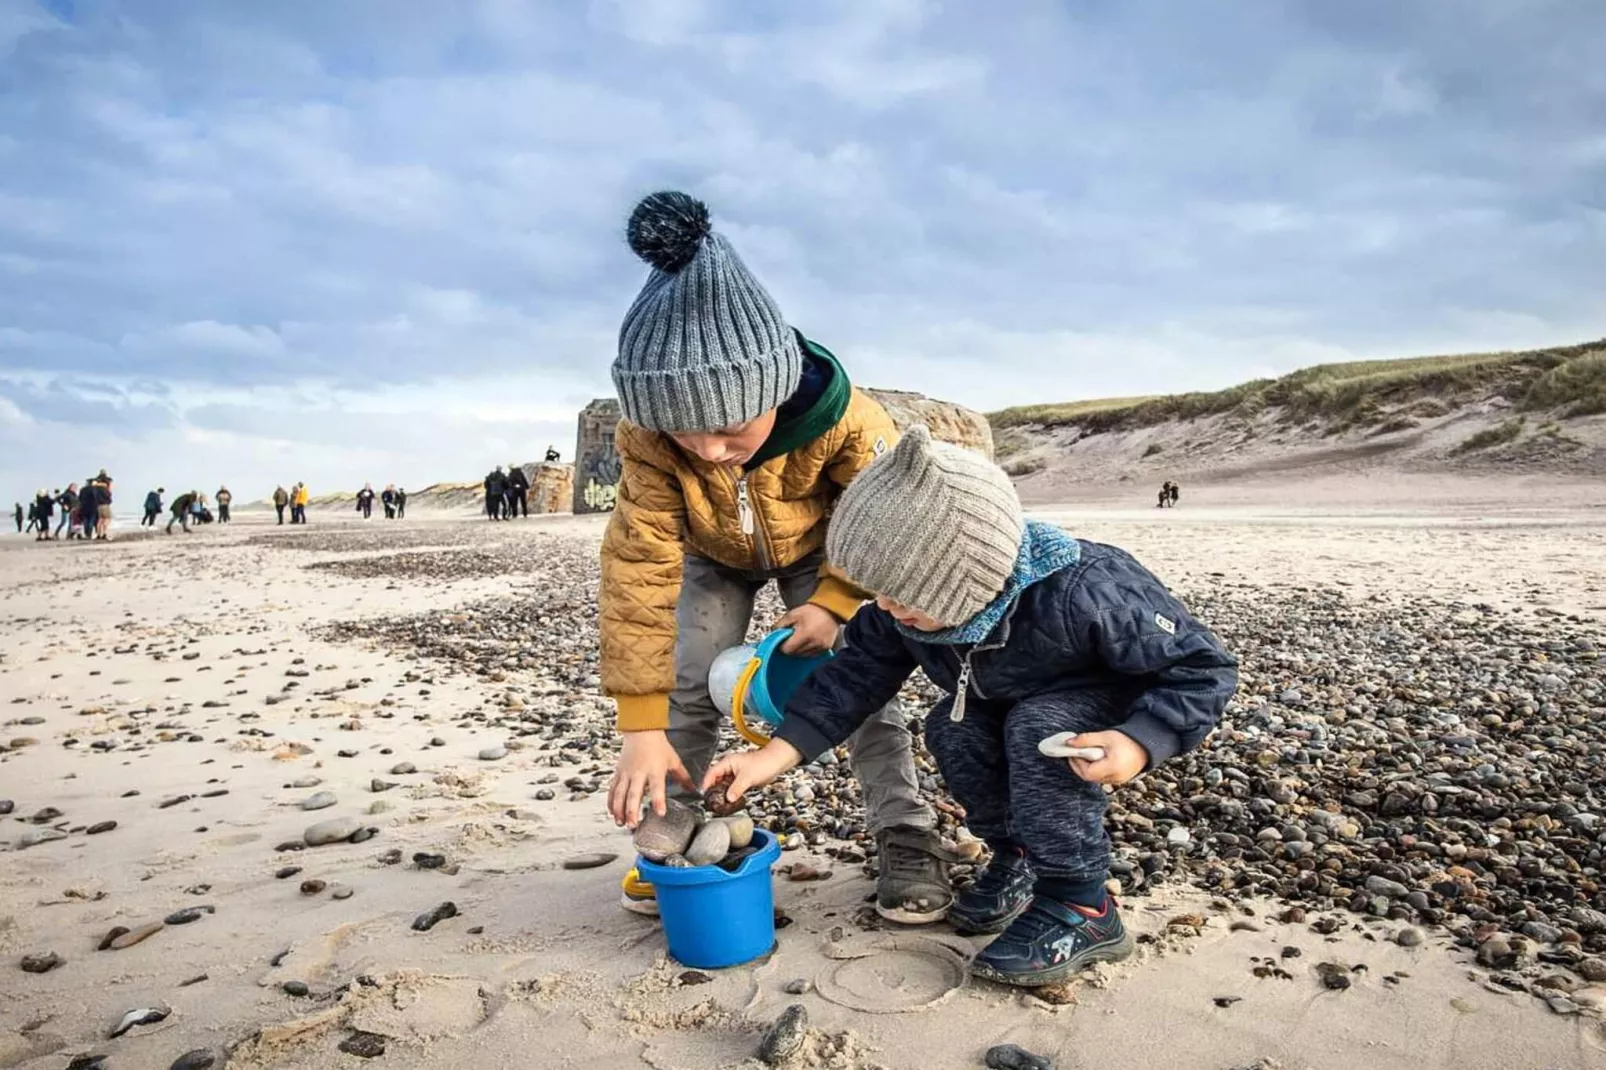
32, 490, 53, 541
167, 491, 197, 533
216, 486, 233, 524
601, 191, 946, 923
88, 471, 113, 539
13, 502, 22, 533
356, 483, 375, 520
54, 484, 78, 540
396, 487, 407, 519
1168, 481, 1180, 507
483, 467, 507, 521
272, 485, 289, 525
143, 488, 163, 527
292, 483, 309, 524
507, 463, 529, 518
381, 484, 397, 519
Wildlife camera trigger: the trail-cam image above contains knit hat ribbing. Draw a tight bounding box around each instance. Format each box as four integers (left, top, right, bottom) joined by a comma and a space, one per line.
614, 191, 802, 433
826, 425, 1025, 626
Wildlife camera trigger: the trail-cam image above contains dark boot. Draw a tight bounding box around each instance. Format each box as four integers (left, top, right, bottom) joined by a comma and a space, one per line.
971, 896, 1133, 987
949, 844, 1034, 935
875, 826, 955, 925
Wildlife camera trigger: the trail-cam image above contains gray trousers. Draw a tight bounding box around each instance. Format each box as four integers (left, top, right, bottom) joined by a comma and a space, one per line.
668, 552, 935, 834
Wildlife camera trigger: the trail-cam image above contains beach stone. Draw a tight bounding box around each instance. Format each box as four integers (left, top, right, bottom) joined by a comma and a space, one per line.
1316, 962, 1351, 991
478, 745, 507, 761
349, 826, 378, 844
301, 880, 327, 896
164, 907, 209, 925
370, 779, 398, 793
723, 814, 755, 850
413, 852, 447, 869
108, 1006, 169, 1038
289, 776, 321, 789
986, 1044, 1054, 1070
97, 927, 130, 951
332, 886, 354, 900
170, 1049, 217, 1070
561, 852, 619, 871
632, 800, 699, 863
412, 901, 458, 932
0, 799, 12, 815
20, 951, 63, 973
390, 762, 417, 775
1576, 958, 1606, 983
534, 789, 556, 801
339, 1031, 387, 1058
784, 978, 811, 995
368, 800, 392, 815
299, 791, 338, 811
282, 981, 309, 997
86, 821, 117, 835
703, 773, 745, 817
1395, 927, 1425, 948
108, 922, 164, 950
304, 817, 363, 846
686, 821, 731, 867
1364, 875, 1408, 899
1166, 827, 1191, 846
759, 1004, 807, 1065
67, 1056, 108, 1070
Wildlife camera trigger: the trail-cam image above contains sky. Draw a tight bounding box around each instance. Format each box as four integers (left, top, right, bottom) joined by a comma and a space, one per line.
2, 0, 1604, 502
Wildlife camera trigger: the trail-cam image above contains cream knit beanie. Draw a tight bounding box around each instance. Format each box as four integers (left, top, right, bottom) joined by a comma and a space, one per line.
826, 425, 1025, 626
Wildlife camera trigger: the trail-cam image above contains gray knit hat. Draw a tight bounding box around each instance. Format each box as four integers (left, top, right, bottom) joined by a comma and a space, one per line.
613, 191, 803, 433
826, 425, 1025, 626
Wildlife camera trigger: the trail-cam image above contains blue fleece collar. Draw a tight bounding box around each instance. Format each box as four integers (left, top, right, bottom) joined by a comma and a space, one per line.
894, 521, 1082, 646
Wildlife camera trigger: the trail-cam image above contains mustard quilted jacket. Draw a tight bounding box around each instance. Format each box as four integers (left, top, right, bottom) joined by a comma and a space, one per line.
601, 388, 898, 731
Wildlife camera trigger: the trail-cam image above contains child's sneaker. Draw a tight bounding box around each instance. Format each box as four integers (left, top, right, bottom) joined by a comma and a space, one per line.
620, 867, 658, 916
970, 896, 1133, 986
948, 848, 1034, 935
875, 826, 955, 924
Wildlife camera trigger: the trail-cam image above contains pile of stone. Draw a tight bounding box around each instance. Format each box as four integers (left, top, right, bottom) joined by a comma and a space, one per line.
633, 799, 758, 870
321, 532, 1606, 989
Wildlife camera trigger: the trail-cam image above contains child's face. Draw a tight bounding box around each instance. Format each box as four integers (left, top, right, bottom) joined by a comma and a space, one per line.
875, 595, 946, 632
669, 410, 778, 468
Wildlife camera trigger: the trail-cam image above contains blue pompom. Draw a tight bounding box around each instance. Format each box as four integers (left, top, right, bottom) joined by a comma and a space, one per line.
627, 191, 712, 274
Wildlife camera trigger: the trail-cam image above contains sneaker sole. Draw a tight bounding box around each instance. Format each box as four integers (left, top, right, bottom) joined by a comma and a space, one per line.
948, 899, 1031, 937
970, 929, 1135, 987
619, 894, 659, 917
876, 901, 951, 925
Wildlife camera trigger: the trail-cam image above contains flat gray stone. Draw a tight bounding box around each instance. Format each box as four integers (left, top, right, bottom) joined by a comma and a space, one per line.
304, 817, 364, 846
300, 791, 338, 811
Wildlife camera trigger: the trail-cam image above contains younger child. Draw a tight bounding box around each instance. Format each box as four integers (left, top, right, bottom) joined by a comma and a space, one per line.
705, 427, 1238, 986
601, 191, 947, 922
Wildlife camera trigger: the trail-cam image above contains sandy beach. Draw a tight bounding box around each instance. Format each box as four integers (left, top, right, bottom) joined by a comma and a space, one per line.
3, 481, 1604, 1070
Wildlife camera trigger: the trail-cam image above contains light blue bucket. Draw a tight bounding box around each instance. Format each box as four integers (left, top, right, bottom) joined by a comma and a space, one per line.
745, 628, 836, 727
636, 828, 784, 969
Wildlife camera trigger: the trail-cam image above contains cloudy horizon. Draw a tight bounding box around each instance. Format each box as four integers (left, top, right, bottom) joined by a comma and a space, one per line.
3, 0, 1603, 502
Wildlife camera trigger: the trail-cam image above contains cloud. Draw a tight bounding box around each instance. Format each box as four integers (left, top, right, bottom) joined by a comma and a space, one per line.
0, 0, 1602, 501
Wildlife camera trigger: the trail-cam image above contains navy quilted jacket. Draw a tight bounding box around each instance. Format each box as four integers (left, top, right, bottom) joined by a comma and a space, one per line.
775, 540, 1238, 767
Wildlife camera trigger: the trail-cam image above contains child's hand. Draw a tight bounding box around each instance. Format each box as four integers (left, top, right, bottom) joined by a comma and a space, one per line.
776, 604, 841, 655
702, 739, 804, 806
608, 730, 695, 829
1065, 731, 1148, 786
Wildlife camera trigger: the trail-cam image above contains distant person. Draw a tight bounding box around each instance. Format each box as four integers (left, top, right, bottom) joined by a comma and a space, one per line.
1168, 482, 1180, 507
272, 485, 289, 525
143, 488, 163, 527
544, 445, 560, 463
13, 501, 23, 533
1156, 485, 1167, 509
195, 493, 212, 524
55, 484, 78, 540
507, 463, 529, 518
89, 471, 113, 539
216, 486, 233, 524
357, 483, 375, 520
32, 489, 53, 541
167, 490, 198, 533
76, 475, 97, 536
381, 484, 396, 519
484, 466, 507, 521
395, 487, 407, 519
292, 483, 309, 524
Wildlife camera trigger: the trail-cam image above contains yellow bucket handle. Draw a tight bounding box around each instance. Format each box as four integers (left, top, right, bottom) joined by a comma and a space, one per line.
730, 656, 769, 747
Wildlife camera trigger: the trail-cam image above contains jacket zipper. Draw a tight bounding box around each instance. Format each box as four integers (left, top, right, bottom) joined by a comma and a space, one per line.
950, 651, 974, 723
733, 472, 771, 571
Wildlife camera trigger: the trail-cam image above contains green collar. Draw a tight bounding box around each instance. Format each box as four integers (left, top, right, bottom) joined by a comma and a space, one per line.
744, 334, 852, 469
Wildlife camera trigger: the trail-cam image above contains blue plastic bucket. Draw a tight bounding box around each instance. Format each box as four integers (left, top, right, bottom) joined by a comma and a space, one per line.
636, 828, 784, 969
746, 629, 835, 728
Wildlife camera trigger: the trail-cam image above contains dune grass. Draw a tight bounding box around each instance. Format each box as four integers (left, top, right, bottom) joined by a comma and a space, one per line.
1453, 416, 1526, 454
987, 340, 1606, 435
